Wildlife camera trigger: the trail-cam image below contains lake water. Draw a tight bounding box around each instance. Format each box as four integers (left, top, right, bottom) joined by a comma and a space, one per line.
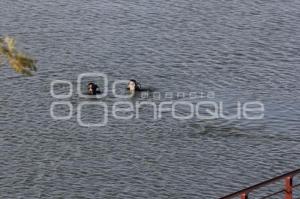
0, 0, 300, 198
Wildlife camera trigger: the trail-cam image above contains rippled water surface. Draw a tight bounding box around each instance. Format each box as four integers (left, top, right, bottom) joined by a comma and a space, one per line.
0, 0, 300, 198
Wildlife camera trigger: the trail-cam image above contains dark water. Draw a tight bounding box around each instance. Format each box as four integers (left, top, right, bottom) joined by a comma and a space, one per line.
0, 0, 300, 198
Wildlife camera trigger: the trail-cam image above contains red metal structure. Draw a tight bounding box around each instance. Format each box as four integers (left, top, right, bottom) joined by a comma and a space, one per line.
220, 169, 300, 199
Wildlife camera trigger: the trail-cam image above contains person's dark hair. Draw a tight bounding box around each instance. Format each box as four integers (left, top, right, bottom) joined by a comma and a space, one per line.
87, 82, 99, 95
128, 79, 141, 91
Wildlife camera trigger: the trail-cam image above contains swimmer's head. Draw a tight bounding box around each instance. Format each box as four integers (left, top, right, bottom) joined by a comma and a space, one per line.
127, 79, 140, 92
87, 82, 98, 95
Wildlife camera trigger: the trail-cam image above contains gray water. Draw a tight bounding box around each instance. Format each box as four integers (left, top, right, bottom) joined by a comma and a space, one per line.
0, 0, 300, 198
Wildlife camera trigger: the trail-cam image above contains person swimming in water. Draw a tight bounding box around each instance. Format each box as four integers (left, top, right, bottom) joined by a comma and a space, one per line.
88, 80, 149, 95
127, 79, 142, 92
87, 82, 100, 95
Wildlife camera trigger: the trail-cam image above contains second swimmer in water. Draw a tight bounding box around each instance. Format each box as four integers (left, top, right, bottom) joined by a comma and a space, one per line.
127, 79, 153, 93
127, 79, 142, 92
87, 82, 101, 95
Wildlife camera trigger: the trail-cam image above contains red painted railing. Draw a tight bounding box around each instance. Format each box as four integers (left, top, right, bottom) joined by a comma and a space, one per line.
220, 169, 300, 199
